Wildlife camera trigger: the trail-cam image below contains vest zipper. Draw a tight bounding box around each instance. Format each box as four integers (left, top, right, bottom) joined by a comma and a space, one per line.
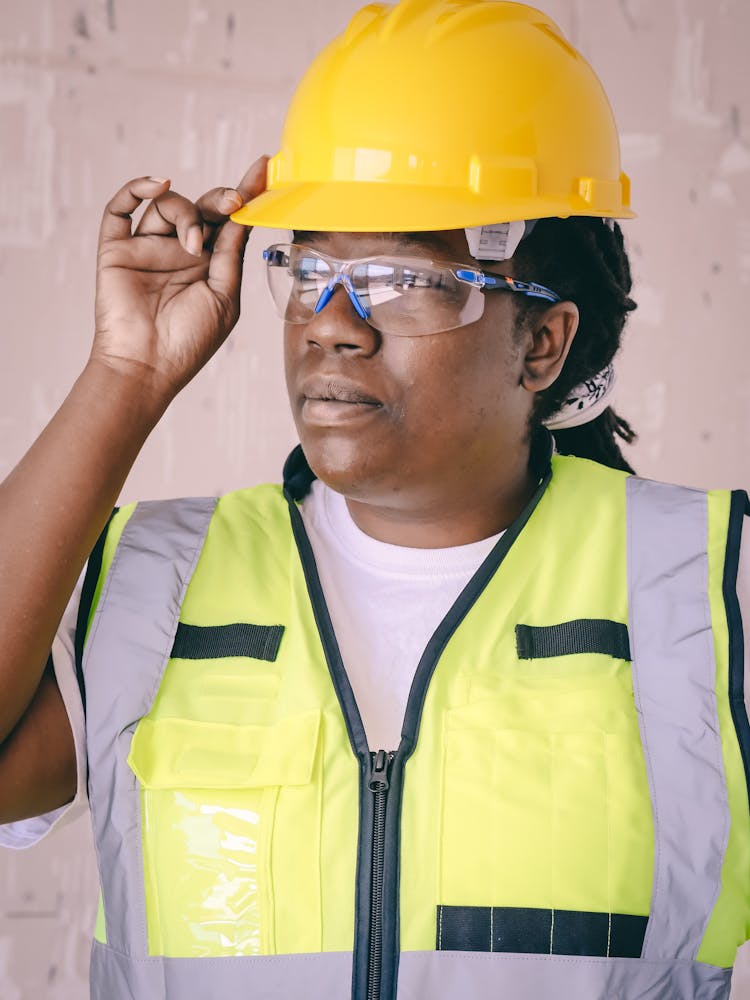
367, 749, 395, 1000
285, 452, 552, 1000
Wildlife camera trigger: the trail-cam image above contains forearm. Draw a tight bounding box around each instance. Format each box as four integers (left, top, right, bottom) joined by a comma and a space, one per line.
0, 664, 78, 823
0, 358, 168, 743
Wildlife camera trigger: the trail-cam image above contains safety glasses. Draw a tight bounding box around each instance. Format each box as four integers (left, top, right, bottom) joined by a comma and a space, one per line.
262, 243, 561, 337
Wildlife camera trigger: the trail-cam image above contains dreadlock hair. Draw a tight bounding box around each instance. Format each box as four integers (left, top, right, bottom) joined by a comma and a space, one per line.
510, 217, 638, 474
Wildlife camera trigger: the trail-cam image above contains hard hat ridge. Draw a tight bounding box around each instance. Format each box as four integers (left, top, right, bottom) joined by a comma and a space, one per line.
337, 4, 387, 50
359, 0, 564, 51
377, 0, 436, 41
426, 1, 561, 47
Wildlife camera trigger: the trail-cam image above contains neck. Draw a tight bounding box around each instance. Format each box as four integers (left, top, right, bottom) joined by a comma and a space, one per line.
344, 462, 539, 548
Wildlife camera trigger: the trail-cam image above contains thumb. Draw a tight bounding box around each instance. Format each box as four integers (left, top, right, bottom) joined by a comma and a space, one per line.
206, 218, 249, 308
234, 154, 270, 206
206, 155, 269, 304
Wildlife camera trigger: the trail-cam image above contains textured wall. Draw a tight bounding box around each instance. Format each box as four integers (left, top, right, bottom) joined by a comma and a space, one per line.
1, 1, 749, 996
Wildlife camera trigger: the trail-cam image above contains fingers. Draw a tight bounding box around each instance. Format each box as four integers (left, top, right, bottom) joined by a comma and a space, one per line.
99, 176, 171, 243
100, 175, 210, 260
180, 154, 269, 258
100, 153, 269, 273
135, 186, 243, 243
133, 190, 210, 256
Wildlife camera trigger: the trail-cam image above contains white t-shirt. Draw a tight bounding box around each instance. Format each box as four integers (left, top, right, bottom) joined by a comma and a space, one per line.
302, 479, 502, 749
0, 480, 501, 847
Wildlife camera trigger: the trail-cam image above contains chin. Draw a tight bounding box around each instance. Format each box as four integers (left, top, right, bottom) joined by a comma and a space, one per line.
300, 431, 395, 500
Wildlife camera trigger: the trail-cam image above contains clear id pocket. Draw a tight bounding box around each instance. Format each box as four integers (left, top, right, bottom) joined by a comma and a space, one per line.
127, 710, 322, 958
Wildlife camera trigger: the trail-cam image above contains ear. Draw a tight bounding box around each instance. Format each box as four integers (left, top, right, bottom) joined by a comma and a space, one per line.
520, 301, 579, 393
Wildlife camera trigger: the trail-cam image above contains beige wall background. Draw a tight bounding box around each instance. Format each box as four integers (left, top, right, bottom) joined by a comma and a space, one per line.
1, 0, 749, 996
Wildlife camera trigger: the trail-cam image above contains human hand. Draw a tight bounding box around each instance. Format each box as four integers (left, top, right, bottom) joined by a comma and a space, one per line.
91, 155, 268, 404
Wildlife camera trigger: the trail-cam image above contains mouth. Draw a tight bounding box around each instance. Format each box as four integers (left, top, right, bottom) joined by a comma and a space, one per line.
304, 379, 381, 404
300, 378, 383, 425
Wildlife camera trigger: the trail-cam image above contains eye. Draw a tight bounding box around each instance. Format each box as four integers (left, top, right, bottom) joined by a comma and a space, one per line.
289, 254, 328, 283
368, 262, 443, 292
292, 259, 318, 281
395, 267, 437, 290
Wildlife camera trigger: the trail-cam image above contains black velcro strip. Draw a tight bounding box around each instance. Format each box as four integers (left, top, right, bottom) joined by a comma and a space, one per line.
515, 619, 631, 661
437, 905, 647, 958
171, 623, 284, 662
724, 490, 750, 811
608, 912, 650, 958
438, 904, 492, 952
494, 906, 550, 954
75, 506, 120, 716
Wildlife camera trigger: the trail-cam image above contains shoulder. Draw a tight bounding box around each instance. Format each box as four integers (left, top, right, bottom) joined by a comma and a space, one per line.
85, 485, 288, 619
552, 453, 747, 506
106, 484, 289, 542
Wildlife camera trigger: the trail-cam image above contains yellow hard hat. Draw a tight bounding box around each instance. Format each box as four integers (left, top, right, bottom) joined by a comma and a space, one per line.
231, 0, 634, 232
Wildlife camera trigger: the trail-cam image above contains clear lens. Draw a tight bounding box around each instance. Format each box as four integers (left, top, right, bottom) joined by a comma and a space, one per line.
266, 246, 334, 323
363, 259, 488, 334
264, 244, 486, 336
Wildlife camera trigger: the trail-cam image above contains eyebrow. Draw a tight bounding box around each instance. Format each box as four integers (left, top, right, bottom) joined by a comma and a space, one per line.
293, 230, 460, 258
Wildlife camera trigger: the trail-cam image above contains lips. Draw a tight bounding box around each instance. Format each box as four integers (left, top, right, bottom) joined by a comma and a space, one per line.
299, 375, 384, 426
301, 377, 382, 407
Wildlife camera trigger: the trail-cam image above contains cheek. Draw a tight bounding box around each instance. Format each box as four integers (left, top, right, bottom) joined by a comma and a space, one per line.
282, 324, 296, 383
283, 324, 309, 406
385, 334, 520, 448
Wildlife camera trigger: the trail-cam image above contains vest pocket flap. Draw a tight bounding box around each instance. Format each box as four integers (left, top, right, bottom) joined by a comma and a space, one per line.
127, 710, 321, 789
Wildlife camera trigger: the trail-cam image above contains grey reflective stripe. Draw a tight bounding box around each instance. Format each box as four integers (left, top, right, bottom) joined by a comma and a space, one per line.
90, 940, 353, 1000
83, 497, 217, 958
396, 950, 731, 1000
626, 477, 730, 961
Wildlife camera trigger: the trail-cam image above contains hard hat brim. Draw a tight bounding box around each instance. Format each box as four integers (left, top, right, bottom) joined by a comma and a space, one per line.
230, 182, 635, 234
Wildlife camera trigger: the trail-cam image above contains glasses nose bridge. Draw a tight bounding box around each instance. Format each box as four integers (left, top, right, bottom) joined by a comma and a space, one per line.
314, 258, 370, 321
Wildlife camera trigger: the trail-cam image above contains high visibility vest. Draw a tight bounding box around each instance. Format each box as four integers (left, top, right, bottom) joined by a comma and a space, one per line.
78, 447, 750, 1000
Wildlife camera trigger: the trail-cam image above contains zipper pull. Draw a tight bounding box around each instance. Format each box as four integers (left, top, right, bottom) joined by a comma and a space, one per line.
368, 749, 392, 792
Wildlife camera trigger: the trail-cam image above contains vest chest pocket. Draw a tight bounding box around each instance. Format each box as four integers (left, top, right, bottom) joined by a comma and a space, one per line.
438, 682, 655, 953
127, 710, 322, 959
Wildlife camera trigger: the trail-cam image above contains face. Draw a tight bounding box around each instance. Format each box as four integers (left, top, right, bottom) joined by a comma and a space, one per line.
282, 229, 546, 517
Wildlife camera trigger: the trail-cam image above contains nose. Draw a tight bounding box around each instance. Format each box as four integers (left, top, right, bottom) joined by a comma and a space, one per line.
302, 283, 380, 356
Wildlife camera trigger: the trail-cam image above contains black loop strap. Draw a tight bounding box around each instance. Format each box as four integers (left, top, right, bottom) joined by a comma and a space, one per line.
516, 619, 631, 661
171, 622, 285, 662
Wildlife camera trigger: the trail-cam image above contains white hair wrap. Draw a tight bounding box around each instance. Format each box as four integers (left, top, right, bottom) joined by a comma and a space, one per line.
543, 364, 616, 431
